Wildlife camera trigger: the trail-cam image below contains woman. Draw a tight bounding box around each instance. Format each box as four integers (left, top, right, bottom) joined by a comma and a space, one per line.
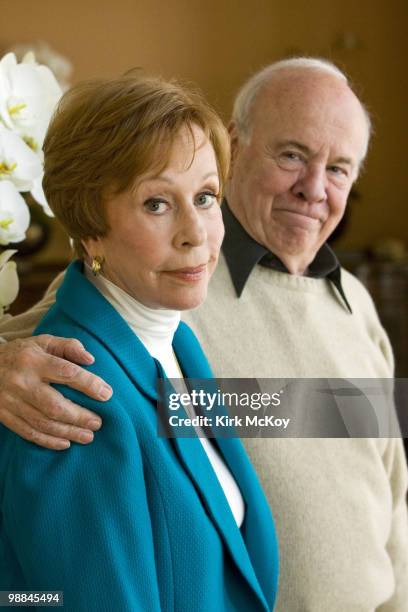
0, 74, 278, 611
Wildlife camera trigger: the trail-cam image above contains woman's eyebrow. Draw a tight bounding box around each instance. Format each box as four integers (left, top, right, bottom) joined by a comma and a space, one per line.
142, 171, 219, 185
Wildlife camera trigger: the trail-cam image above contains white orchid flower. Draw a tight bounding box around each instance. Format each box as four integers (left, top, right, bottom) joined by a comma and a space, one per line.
0, 125, 42, 191
0, 248, 19, 312
0, 180, 30, 244
0, 52, 62, 151
31, 173, 54, 217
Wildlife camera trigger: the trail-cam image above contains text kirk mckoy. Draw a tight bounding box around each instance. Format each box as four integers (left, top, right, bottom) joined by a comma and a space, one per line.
167, 414, 291, 429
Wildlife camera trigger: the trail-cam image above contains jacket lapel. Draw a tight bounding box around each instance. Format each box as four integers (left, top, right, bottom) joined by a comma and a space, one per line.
213, 435, 279, 608
172, 323, 278, 609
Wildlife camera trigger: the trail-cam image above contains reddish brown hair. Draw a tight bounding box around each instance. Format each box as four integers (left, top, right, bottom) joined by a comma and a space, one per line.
43, 73, 230, 257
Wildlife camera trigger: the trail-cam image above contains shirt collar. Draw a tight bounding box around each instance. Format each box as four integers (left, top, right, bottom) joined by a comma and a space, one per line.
221, 200, 352, 313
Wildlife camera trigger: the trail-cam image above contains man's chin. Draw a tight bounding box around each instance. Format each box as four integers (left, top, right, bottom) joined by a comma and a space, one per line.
270, 225, 321, 250
275, 210, 323, 230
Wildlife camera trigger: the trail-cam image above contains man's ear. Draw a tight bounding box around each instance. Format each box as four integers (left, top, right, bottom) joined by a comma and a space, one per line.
228, 121, 242, 179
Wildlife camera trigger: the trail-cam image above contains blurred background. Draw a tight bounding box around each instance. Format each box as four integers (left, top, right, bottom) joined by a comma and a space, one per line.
1, 0, 407, 376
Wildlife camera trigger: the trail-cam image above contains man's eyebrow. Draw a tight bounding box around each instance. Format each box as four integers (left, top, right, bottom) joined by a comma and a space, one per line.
276, 140, 311, 154
276, 141, 354, 166
329, 156, 353, 166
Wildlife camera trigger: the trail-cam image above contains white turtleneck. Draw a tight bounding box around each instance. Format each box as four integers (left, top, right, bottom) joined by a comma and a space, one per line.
85, 265, 245, 528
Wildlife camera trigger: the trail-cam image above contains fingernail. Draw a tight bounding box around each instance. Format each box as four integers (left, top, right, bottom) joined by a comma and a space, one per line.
99, 385, 112, 400
84, 351, 95, 363
57, 441, 70, 450
88, 419, 102, 431
79, 431, 94, 443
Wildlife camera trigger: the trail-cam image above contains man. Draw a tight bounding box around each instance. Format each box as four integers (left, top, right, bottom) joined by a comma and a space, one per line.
1, 58, 407, 610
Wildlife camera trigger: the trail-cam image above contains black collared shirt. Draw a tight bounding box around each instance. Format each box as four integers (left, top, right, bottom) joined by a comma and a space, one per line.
221, 200, 352, 313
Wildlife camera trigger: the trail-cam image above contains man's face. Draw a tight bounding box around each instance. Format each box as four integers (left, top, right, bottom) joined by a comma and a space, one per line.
227, 71, 369, 273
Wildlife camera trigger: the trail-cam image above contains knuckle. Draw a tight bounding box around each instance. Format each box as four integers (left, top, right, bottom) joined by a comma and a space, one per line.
29, 385, 41, 408
70, 412, 83, 427
63, 405, 83, 426
47, 398, 81, 425
0, 392, 13, 410
67, 338, 83, 350
65, 424, 82, 438
8, 338, 26, 351
44, 420, 79, 441
35, 334, 60, 355
4, 371, 21, 392
87, 375, 103, 395
30, 386, 54, 414
32, 416, 48, 432
46, 401, 64, 420
36, 334, 52, 345
42, 420, 62, 436
27, 428, 41, 445
16, 347, 36, 369
58, 361, 80, 378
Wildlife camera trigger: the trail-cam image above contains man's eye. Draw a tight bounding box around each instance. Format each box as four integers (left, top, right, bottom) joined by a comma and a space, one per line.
195, 192, 218, 208
283, 152, 301, 161
277, 152, 303, 169
144, 199, 168, 214
328, 165, 347, 177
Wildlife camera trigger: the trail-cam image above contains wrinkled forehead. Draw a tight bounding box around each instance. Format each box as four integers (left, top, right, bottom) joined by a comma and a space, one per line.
251, 72, 369, 162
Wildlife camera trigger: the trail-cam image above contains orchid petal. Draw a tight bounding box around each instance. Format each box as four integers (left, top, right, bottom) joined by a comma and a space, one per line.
0, 53, 18, 72
0, 126, 42, 189
0, 256, 19, 308
0, 248, 17, 268
0, 52, 62, 148
0, 180, 30, 244
22, 51, 36, 65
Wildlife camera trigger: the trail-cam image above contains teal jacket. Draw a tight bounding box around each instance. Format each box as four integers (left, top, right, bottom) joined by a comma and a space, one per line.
0, 261, 279, 611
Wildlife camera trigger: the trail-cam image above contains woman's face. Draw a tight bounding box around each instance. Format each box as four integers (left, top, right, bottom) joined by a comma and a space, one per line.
85, 125, 224, 310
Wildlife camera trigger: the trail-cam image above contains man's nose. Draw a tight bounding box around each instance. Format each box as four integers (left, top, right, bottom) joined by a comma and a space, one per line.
174, 204, 206, 248
292, 165, 327, 203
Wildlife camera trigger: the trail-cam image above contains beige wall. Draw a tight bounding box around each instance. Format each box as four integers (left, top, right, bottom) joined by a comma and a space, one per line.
1, 0, 406, 260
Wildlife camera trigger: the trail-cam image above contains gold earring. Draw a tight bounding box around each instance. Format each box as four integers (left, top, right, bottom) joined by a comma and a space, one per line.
91, 256, 103, 276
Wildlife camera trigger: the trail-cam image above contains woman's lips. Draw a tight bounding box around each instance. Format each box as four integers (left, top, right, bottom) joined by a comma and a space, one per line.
163, 264, 207, 282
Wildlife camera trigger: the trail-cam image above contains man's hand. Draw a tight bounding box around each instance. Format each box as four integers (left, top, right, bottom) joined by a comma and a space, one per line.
0, 335, 112, 450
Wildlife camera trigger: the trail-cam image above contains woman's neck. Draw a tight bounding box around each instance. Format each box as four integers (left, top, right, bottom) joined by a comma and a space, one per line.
84, 264, 180, 359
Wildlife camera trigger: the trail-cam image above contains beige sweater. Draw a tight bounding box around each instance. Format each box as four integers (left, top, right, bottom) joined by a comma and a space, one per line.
1, 256, 407, 611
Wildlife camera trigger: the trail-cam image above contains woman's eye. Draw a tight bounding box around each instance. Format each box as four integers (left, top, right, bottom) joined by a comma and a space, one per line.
195, 192, 217, 208
143, 199, 168, 214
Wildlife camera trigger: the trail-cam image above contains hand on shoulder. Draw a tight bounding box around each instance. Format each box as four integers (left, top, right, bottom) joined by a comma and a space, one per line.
0, 335, 112, 450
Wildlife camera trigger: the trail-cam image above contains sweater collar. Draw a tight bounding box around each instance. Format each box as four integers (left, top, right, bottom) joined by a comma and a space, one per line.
221, 199, 352, 313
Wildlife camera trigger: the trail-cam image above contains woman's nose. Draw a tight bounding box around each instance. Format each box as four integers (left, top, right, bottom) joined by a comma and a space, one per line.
174, 205, 207, 248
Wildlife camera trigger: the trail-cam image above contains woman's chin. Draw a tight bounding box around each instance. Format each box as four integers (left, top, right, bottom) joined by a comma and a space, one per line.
158, 286, 208, 311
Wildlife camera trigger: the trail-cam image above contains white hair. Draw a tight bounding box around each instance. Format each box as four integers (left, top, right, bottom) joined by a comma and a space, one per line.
232, 57, 372, 159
